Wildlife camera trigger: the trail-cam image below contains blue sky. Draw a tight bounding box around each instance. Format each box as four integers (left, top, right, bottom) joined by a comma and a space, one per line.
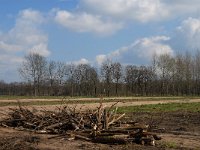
1, 0, 200, 82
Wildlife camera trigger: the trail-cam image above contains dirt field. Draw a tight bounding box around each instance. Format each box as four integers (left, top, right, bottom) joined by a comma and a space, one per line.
0, 98, 200, 114
0, 111, 200, 150
0, 99, 200, 150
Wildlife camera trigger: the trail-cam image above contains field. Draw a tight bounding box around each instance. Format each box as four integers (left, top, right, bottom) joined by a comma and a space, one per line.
0, 97, 200, 150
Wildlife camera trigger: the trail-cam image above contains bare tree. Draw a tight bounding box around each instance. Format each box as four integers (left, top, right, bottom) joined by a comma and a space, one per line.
111, 62, 122, 96
47, 60, 57, 95
56, 62, 67, 85
194, 51, 200, 95
183, 52, 193, 95
19, 53, 47, 96
13, 51, 200, 97
88, 67, 99, 96
66, 63, 76, 97
101, 60, 113, 97
124, 65, 139, 95
155, 53, 175, 95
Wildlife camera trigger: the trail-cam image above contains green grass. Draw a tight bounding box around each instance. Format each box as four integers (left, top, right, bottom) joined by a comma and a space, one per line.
159, 141, 179, 149
117, 102, 200, 113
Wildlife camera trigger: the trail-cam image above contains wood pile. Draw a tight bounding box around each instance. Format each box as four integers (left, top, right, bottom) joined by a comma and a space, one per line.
0, 102, 161, 146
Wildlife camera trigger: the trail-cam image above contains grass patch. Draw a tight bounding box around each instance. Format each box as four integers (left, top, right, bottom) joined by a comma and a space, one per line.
159, 141, 179, 149
117, 102, 200, 113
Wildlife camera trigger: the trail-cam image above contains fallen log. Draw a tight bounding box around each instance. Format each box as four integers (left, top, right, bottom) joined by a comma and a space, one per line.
93, 136, 132, 144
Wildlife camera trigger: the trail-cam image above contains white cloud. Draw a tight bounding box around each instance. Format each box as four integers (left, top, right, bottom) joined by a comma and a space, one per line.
28, 43, 50, 56
0, 41, 22, 52
96, 54, 107, 65
53, 1, 200, 36
164, 0, 200, 17
54, 10, 123, 35
0, 54, 23, 82
81, 0, 168, 22
18, 9, 44, 24
71, 58, 90, 65
96, 36, 173, 65
0, 9, 50, 56
0, 54, 23, 65
174, 17, 200, 50
0, 9, 50, 82
81, 0, 200, 23
133, 36, 173, 59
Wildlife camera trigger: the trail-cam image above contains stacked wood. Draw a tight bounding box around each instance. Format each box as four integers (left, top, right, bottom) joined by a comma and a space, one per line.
0, 102, 161, 146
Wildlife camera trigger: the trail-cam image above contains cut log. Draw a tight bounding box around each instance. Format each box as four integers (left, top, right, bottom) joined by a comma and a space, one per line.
93, 135, 131, 144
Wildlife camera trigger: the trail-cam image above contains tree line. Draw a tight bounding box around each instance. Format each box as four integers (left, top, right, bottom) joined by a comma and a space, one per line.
1, 51, 200, 97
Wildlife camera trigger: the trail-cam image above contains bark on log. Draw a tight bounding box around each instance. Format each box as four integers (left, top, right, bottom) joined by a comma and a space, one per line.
93, 136, 131, 144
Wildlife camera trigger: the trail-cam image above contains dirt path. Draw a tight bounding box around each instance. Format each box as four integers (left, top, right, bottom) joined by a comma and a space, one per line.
0, 96, 186, 102
0, 99, 200, 114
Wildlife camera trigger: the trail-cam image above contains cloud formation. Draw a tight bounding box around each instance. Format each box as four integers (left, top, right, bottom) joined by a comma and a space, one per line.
81, 0, 168, 22
54, 10, 123, 35
0, 9, 50, 82
165, 0, 200, 16
54, 0, 200, 36
0, 9, 50, 56
96, 36, 173, 65
81, 0, 200, 22
175, 17, 200, 50
72, 58, 90, 65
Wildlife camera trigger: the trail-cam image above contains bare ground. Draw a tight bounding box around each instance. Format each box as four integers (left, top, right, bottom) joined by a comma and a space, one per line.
0, 99, 200, 149
0, 111, 200, 149
0, 98, 200, 114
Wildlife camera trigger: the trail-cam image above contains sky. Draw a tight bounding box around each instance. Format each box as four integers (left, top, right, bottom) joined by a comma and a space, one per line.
1, 0, 200, 82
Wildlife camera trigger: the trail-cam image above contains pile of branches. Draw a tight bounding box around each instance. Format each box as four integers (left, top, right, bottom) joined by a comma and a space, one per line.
0, 102, 161, 146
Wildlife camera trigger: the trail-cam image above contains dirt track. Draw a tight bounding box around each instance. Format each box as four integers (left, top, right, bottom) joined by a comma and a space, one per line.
0, 97, 185, 102
0, 98, 200, 114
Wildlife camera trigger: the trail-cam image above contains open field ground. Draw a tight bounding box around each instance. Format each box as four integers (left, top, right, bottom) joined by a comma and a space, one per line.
0, 97, 200, 113
0, 97, 200, 150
